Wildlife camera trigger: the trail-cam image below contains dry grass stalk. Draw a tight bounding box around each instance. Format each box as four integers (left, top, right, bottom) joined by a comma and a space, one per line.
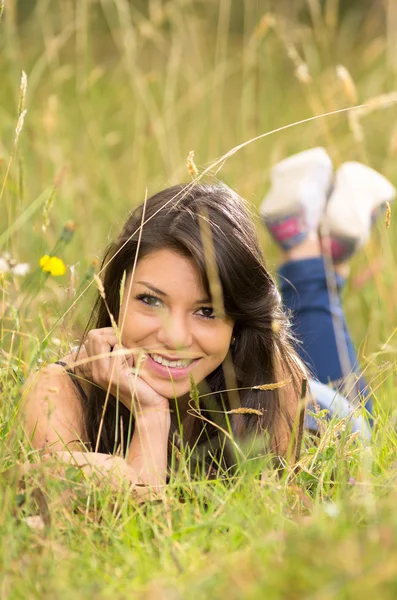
42, 167, 68, 231
94, 274, 106, 299
253, 13, 276, 39
42, 188, 56, 232
226, 407, 263, 416
336, 65, 358, 104
197, 378, 291, 400
15, 109, 27, 142
0, 71, 29, 208
295, 63, 312, 85
0, 0, 4, 24
252, 378, 291, 391
18, 71, 28, 116
355, 91, 397, 118
198, 210, 226, 320
94, 274, 120, 336
276, 29, 341, 156
386, 202, 392, 229
119, 189, 147, 339
119, 270, 127, 308
348, 111, 365, 143
284, 42, 313, 85
325, 0, 339, 30
198, 207, 244, 441
294, 378, 308, 464
187, 150, 198, 178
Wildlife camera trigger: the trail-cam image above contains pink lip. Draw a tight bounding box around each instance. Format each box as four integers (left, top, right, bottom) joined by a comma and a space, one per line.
145, 354, 200, 380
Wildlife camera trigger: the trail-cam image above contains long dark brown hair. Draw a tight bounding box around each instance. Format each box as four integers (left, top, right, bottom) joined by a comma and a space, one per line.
75, 183, 306, 472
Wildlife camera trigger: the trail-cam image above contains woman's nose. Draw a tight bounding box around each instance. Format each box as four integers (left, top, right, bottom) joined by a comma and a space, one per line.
157, 312, 193, 350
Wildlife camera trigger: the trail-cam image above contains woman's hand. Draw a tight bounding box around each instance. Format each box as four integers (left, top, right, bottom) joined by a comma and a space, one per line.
75, 327, 169, 415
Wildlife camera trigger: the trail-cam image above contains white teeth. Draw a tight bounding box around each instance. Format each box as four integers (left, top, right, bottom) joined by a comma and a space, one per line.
150, 354, 194, 368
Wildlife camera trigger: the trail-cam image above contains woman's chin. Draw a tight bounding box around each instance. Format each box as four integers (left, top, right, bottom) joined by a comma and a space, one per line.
139, 358, 204, 399
150, 378, 190, 400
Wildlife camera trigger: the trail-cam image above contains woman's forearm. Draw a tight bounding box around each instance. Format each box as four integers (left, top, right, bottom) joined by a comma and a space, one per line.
24, 450, 144, 497
26, 438, 168, 501
126, 402, 171, 488
24, 403, 171, 498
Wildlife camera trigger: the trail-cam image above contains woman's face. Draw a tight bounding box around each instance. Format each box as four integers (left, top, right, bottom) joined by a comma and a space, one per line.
119, 248, 234, 399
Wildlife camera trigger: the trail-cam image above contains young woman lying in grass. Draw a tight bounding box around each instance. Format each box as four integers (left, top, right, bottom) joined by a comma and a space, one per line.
23, 148, 393, 493
23, 183, 306, 492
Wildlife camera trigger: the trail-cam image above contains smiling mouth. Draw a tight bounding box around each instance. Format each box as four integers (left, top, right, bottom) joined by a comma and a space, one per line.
148, 353, 197, 369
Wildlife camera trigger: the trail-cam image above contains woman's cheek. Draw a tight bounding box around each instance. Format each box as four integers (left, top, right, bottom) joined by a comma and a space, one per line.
121, 312, 154, 347
203, 323, 233, 355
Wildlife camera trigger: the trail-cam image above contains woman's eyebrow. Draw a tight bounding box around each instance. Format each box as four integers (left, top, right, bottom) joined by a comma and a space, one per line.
136, 280, 211, 304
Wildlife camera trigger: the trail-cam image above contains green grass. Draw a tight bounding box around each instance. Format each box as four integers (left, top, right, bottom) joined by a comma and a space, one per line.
2, 0, 397, 597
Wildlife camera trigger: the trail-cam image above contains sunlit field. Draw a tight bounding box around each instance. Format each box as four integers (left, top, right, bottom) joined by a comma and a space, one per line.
2, 0, 397, 597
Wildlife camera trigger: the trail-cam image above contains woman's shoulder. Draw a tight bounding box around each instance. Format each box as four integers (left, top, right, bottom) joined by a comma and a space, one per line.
22, 356, 89, 450
26, 352, 80, 391
26, 357, 75, 387
23, 356, 85, 413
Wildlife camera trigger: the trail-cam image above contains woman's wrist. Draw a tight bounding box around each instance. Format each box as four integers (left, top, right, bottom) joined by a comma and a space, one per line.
133, 400, 171, 426
126, 400, 170, 483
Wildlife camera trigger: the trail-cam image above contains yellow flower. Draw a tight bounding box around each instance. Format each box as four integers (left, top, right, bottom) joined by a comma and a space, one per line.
39, 255, 66, 276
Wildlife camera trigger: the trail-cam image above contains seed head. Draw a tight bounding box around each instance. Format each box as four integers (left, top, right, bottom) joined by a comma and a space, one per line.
18, 71, 28, 116
295, 63, 312, 85
227, 407, 263, 416
254, 13, 276, 38
336, 65, 358, 105
61, 221, 77, 244
187, 150, 198, 178
15, 109, 27, 142
386, 201, 392, 229
94, 274, 106, 299
252, 377, 291, 391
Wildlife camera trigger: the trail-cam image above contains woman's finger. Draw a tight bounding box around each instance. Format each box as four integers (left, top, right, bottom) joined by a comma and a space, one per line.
84, 330, 118, 384
109, 343, 131, 389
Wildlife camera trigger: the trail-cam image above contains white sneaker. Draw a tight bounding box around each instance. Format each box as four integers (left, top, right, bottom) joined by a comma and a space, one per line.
322, 162, 396, 263
260, 147, 333, 250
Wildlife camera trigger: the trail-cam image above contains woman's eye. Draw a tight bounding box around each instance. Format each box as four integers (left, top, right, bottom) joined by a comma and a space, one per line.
137, 294, 163, 308
197, 306, 215, 319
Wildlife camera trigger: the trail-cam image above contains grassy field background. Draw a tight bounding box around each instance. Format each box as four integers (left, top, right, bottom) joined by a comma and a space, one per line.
2, 0, 397, 597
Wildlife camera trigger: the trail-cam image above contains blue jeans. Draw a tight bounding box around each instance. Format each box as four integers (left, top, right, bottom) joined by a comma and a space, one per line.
278, 257, 372, 436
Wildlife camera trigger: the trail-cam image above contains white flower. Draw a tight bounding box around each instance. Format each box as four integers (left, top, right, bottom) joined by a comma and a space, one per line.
12, 262, 30, 276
